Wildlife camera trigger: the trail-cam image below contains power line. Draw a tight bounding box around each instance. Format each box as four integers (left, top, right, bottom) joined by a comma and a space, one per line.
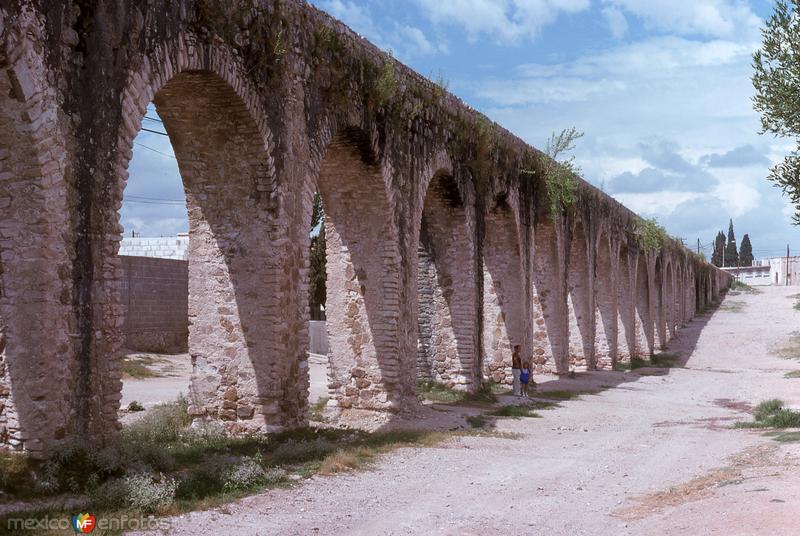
134, 142, 175, 159
141, 126, 168, 137
143, 115, 163, 124
123, 198, 185, 206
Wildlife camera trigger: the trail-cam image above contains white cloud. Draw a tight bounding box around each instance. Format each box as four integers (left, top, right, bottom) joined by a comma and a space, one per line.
317, 0, 379, 40
414, 0, 590, 44
602, 6, 628, 40
603, 0, 761, 40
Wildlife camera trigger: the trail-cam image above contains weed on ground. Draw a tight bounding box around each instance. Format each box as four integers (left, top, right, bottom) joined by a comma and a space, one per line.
734, 399, 800, 429
417, 381, 497, 405
0, 396, 516, 530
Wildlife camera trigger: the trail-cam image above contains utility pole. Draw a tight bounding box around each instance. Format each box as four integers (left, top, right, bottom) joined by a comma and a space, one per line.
787, 244, 790, 286
697, 238, 700, 255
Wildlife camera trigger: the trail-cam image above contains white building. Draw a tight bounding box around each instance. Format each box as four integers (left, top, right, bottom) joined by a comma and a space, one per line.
721, 264, 771, 285
118, 232, 189, 260
768, 256, 800, 286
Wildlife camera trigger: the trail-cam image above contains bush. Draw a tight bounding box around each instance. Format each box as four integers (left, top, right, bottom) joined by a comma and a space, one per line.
125, 473, 178, 513
127, 400, 145, 412
88, 477, 129, 509
224, 454, 266, 491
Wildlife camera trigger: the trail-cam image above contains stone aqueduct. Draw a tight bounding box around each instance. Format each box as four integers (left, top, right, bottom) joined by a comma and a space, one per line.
0, 0, 731, 456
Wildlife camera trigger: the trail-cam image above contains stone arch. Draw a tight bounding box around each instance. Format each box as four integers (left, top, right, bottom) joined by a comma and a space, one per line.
105, 37, 292, 434
634, 253, 653, 356
567, 220, 594, 369
0, 26, 73, 455
482, 193, 525, 384
416, 165, 480, 391
695, 271, 705, 312
532, 218, 568, 373
594, 233, 616, 369
616, 244, 636, 363
654, 256, 667, 350
667, 259, 679, 337
313, 126, 403, 410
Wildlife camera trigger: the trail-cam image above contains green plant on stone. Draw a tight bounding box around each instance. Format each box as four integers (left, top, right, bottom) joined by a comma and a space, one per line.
521, 128, 583, 217
633, 216, 668, 251
432, 69, 449, 102
373, 55, 398, 109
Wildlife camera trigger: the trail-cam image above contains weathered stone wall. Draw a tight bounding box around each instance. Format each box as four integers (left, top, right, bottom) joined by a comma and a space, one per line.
119, 255, 188, 354
0, 0, 734, 455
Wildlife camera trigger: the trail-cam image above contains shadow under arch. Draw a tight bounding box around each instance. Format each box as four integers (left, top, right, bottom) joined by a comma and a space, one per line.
594, 232, 616, 369
566, 220, 594, 369
482, 194, 526, 384
666, 259, 678, 337
314, 126, 403, 410
0, 53, 73, 455
654, 256, 666, 350
634, 252, 654, 357
616, 244, 636, 363
110, 59, 300, 433
531, 217, 568, 373
416, 171, 480, 391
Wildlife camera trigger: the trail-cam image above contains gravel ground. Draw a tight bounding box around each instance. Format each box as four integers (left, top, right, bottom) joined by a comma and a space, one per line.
132, 285, 800, 536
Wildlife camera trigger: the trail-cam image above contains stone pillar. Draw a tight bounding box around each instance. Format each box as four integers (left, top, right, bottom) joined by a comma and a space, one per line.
482, 199, 525, 384
0, 25, 75, 456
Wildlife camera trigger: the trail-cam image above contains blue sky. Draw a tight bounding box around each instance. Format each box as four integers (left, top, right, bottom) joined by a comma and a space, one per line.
122, 0, 797, 260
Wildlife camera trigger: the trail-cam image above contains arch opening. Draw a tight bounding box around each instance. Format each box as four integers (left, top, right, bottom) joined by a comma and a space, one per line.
111, 68, 291, 433
117, 103, 191, 424
616, 245, 635, 363
654, 257, 666, 350
567, 222, 594, 370
531, 219, 567, 373
594, 234, 616, 369
416, 172, 479, 390
634, 253, 653, 357
314, 128, 403, 410
482, 195, 525, 384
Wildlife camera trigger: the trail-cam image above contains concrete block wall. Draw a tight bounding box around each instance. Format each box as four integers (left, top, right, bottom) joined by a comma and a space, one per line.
119, 256, 188, 354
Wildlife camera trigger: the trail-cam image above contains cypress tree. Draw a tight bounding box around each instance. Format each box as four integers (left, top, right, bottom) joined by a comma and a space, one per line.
309, 192, 327, 318
740, 234, 754, 266
725, 219, 739, 267
712, 231, 726, 267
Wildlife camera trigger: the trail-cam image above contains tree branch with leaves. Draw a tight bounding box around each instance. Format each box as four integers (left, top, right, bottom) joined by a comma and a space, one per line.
753, 0, 800, 223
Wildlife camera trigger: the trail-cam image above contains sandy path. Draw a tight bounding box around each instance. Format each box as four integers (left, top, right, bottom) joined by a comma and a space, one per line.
134, 286, 800, 536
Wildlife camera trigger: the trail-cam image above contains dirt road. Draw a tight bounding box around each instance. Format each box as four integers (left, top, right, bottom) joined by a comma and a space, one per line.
144, 285, 800, 536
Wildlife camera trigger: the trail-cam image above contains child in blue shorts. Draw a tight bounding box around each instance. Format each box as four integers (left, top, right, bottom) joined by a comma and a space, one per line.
520, 360, 532, 398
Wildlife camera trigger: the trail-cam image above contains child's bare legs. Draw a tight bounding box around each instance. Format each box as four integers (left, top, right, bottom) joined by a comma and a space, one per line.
521, 381, 528, 398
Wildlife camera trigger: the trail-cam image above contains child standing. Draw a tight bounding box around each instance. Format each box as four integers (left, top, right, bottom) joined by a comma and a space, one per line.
511, 345, 522, 397
519, 360, 531, 398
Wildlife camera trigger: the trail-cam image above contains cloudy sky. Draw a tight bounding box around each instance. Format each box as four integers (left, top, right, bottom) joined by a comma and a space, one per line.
123, 0, 798, 260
